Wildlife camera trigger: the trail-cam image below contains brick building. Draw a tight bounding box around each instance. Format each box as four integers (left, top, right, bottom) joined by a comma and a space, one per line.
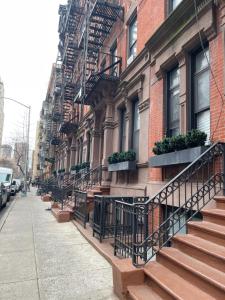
37, 1, 225, 297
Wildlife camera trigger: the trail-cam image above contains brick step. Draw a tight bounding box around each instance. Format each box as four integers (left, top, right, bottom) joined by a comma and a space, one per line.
127, 285, 163, 300
144, 262, 214, 300
214, 196, 225, 209
188, 221, 225, 247
202, 208, 225, 226
172, 234, 225, 272
157, 247, 225, 299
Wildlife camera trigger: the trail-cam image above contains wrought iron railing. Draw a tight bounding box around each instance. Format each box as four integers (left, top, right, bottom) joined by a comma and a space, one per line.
114, 142, 225, 266
93, 196, 135, 242
74, 190, 88, 228
74, 165, 102, 191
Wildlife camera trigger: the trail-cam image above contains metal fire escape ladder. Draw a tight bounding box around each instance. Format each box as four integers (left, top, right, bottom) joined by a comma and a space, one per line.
76, 0, 123, 104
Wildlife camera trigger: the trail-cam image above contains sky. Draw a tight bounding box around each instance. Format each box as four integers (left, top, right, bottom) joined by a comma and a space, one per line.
0, 0, 67, 151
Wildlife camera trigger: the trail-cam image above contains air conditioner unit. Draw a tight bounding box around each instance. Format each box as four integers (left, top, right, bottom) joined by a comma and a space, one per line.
127, 54, 134, 66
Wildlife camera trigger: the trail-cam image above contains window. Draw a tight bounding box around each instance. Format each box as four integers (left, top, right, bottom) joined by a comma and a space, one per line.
128, 16, 137, 60
167, 67, 180, 136
110, 42, 119, 76
193, 48, 210, 141
132, 99, 140, 159
169, 0, 183, 13
120, 109, 126, 151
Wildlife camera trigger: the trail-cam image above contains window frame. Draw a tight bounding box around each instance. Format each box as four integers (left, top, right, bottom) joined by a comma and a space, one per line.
131, 98, 140, 159
168, 0, 183, 14
191, 47, 210, 130
110, 41, 118, 76
166, 66, 180, 137
119, 108, 126, 152
128, 15, 137, 59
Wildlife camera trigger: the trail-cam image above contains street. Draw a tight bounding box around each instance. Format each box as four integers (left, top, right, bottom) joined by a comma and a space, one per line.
0, 190, 117, 300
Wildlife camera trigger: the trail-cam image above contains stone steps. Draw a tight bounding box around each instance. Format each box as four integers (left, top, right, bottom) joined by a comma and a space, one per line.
126, 195, 225, 299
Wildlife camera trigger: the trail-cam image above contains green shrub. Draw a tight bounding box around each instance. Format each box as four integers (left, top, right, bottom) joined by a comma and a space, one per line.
152, 130, 207, 155
185, 129, 207, 148
125, 150, 136, 161
108, 150, 136, 164
170, 135, 186, 151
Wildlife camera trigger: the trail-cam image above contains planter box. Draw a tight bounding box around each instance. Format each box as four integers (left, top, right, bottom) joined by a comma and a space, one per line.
108, 161, 136, 172
149, 146, 208, 168
70, 170, 76, 175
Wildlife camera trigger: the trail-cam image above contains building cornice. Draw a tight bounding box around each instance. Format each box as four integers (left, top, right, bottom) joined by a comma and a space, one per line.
146, 0, 215, 53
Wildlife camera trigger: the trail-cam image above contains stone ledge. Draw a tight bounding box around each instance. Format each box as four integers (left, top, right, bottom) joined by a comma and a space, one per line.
72, 220, 144, 300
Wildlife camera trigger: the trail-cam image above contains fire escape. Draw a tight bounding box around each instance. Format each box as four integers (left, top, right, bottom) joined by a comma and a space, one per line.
57, 1, 82, 137
75, 0, 123, 106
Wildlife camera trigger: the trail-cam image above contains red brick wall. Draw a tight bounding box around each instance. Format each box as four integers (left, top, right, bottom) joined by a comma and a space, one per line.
137, 0, 165, 52
209, 28, 225, 143
149, 65, 164, 181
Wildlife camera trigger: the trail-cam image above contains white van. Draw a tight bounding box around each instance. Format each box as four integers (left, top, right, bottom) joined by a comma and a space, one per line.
0, 167, 13, 207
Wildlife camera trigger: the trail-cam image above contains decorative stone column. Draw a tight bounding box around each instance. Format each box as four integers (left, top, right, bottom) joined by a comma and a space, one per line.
100, 103, 115, 185
91, 126, 101, 169
70, 138, 76, 168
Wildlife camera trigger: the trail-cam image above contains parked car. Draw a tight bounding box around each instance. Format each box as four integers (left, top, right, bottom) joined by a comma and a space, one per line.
0, 183, 7, 209
0, 167, 13, 204
13, 179, 22, 193
11, 180, 17, 196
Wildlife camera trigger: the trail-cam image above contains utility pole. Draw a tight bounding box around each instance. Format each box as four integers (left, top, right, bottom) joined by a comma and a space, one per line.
0, 97, 31, 196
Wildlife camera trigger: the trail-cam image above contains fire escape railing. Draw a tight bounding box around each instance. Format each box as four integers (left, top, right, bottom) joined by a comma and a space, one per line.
114, 143, 225, 267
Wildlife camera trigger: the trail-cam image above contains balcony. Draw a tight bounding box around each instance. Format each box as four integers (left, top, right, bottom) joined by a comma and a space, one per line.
59, 121, 78, 135
50, 136, 61, 146
78, 0, 123, 52
52, 112, 62, 122
78, 53, 122, 106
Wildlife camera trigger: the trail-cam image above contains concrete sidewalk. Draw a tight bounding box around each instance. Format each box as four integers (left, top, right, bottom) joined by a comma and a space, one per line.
0, 190, 118, 300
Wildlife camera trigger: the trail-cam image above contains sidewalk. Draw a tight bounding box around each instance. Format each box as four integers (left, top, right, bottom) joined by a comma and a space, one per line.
0, 190, 118, 300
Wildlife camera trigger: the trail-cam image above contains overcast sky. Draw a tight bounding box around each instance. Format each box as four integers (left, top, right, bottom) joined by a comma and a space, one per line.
0, 0, 67, 151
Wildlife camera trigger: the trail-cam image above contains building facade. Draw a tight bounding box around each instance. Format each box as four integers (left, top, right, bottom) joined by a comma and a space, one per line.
35, 1, 225, 296
0, 144, 12, 159
0, 77, 4, 146
36, 0, 225, 195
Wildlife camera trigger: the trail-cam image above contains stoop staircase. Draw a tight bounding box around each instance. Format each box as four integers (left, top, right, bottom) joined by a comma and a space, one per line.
127, 195, 225, 300
113, 143, 225, 300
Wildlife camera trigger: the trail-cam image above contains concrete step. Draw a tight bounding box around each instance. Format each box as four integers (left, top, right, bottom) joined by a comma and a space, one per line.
157, 247, 225, 299
127, 285, 163, 300
188, 221, 225, 247
144, 262, 214, 300
172, 234, 225, 273
202, 208, 225, 226
214, 196, 225, 209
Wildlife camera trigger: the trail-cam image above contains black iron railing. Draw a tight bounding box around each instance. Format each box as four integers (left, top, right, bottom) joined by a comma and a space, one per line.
114, 143, 225, 266
74, 165, 102, 191
74, 190, 88, 228
93, 196, 134, 242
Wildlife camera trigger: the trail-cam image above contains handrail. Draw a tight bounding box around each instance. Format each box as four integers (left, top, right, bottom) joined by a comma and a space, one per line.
146, 142, 220, 205
114, 142, 225, 266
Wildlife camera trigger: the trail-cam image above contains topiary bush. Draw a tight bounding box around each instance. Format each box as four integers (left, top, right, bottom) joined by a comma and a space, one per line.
185, 129, 207, 148
152, 130, 207, 155
108, 150, 136, 164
